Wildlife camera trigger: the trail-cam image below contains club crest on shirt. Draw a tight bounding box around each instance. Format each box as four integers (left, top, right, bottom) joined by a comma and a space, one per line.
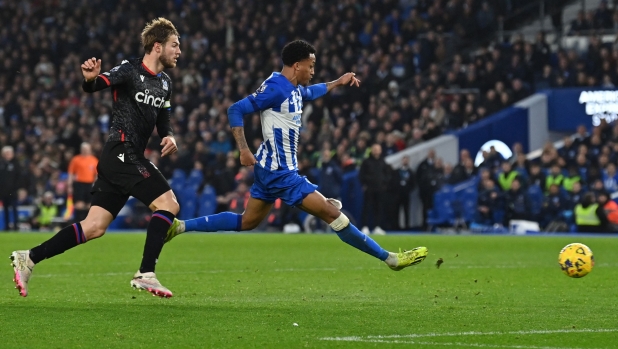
162, 80, 168, 91
252, 84, 267, 97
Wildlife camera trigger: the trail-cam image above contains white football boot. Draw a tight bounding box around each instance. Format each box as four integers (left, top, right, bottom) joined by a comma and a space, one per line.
10, 250, 35, 297
130, 271, 173, 298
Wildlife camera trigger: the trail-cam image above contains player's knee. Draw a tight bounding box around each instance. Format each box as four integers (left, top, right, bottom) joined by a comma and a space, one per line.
329, 212, 350, 231
324, 203, 341, 223
167, 200, 180, 215
157, 200, 180, 215
81, 219, 107, 239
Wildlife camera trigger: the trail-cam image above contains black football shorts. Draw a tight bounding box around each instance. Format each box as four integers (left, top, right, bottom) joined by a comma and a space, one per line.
91, 141, 171, 217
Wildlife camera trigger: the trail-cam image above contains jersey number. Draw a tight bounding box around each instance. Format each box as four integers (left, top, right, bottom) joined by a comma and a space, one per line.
291, 90, 302, 112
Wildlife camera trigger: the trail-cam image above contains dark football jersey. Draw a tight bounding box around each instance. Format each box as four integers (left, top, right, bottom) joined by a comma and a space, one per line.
83, 58, 173, 153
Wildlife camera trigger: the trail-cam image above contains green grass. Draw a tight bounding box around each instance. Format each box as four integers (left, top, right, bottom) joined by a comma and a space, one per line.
1, 233, 617, 348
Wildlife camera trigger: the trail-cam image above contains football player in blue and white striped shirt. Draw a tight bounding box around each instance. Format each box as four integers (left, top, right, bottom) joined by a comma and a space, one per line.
166, 40, 427, 271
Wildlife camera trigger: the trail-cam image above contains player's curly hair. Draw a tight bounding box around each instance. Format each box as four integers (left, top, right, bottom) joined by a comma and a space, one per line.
281, 40, 316, 66
141, 17, 180, 53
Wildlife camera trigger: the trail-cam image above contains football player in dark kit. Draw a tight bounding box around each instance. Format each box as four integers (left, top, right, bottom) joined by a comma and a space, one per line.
10, 18, 181, 298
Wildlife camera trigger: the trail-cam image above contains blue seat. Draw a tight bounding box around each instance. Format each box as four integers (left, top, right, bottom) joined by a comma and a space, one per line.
427, 186, 456, 226
341, 170, 363, 224
178, 187, 198, 220
492, 209, 505, 225
527, 184, 544, 217
197, 185, 217, 217
172, 169, 186, 182
459, 188, 478, 223
170, 169, 187, 192
186, 169, 204, 191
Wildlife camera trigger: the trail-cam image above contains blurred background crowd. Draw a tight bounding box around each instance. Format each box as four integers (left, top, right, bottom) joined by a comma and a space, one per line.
0, 0, 617, 232
417, 121, 618, 234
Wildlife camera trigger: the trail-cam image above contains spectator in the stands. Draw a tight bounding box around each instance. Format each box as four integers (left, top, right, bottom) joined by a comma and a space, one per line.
567, 181, 585, 210
211, 131, 232, 156
594, 0, 613, 29
575, 192, 605, 233
509, 143, 525, 164
543, 184, 568, 227
497, 161, 520, 192
513, 153, 530, 179
602, 163, 618, 192
417, 149, 441, 227
31, 191, 59, 231
505, 178, 531, 223
387, 156, 415, 230
569, 10, 591, 35
545, 164, 565, 192
360, 144, 390, 235
597, 191, 618, 231
559, 137, 578, 165
450, 149, 477, 184
573, 125, 590, 147
563, 165, 582, 193
591, 179, 607, 197
477, 178, 503, 225
0, 146, 21, 231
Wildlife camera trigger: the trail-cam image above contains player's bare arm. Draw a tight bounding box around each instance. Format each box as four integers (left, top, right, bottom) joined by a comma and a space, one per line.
81, 57, 101, 82
325, 72, 361, 92
232, 127, 256, 166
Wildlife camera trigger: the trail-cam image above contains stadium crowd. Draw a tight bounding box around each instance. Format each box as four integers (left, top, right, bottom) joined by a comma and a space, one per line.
415, 120, 618, 232
0, 0, 616, 231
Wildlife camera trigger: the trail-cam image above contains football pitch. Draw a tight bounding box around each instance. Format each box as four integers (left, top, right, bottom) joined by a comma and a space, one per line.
1, 233, 617, 349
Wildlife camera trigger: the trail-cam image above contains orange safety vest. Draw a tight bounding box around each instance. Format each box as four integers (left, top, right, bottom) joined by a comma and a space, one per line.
604, 201, 618, 224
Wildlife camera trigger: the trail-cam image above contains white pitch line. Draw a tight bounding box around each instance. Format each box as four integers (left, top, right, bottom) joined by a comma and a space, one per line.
365, 328, 618, 339
322, 338, 601, 349
321, 328, 618, 349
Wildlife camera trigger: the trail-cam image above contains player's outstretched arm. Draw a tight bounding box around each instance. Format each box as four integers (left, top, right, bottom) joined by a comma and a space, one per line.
301, 72, 360, 101
326, 72, 360, 92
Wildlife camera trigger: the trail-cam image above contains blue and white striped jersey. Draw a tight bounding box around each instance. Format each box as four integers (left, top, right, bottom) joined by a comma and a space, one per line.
244, 72, 326, 173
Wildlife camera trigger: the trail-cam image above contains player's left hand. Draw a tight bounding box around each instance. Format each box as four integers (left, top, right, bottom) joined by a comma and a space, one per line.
337, 72, 361, 87
160, 136, 178, 157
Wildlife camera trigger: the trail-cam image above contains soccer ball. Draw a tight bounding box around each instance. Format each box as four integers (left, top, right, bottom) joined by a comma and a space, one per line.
558, 243, 594, 278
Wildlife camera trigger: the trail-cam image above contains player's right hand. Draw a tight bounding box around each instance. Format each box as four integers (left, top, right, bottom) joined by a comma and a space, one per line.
239, 148, 257, 166
81, 57, 101, 82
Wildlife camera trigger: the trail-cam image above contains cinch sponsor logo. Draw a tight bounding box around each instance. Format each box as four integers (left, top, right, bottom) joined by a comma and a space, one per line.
135, 89, 164, 107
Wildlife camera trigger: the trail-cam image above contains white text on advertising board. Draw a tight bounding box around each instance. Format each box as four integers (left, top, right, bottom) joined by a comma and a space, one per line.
579, 91, 618, 126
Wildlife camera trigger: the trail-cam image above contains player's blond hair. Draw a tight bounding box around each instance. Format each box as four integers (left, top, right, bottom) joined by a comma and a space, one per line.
141, 17, 179, 53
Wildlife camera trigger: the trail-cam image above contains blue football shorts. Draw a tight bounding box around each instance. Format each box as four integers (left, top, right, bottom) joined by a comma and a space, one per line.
250, 165, 317, 206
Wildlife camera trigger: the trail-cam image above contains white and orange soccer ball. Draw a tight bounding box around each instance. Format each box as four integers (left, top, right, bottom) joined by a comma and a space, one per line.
558, 243, 594, 278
